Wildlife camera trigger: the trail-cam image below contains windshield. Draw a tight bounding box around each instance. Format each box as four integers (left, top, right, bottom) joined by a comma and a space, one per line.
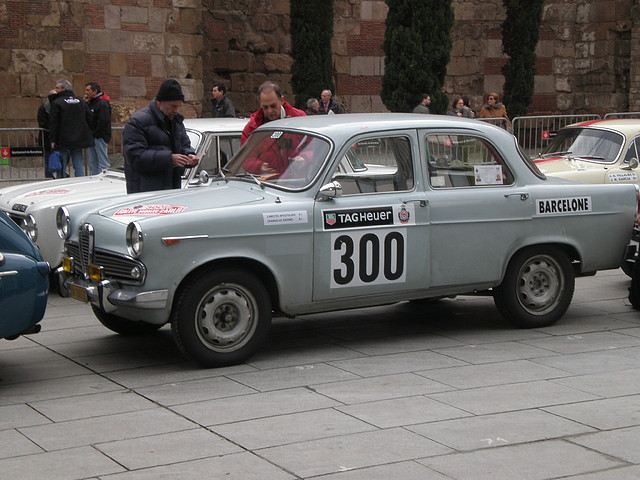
542, 127, 624, 163
225, 130, 331, 189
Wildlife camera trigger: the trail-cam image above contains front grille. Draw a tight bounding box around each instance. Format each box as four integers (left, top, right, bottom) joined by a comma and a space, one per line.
78, 223, 94, 272
66, 238, 146, 285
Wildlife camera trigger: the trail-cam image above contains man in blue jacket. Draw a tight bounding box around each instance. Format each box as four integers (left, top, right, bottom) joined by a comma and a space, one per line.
123, 79, 200, 193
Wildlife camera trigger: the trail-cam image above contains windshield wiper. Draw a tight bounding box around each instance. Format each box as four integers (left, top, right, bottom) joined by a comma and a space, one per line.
235, 173, 264, 187
540, 151, 572, 158
574, 155, 605, 160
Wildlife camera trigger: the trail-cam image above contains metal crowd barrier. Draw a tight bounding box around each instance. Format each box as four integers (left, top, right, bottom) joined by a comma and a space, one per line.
510, 114, 600, 157
0, 126, 124, 184
604, 111, 640, 119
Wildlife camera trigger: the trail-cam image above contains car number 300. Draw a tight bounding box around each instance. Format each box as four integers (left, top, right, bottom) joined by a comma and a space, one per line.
330, 228, 407, 288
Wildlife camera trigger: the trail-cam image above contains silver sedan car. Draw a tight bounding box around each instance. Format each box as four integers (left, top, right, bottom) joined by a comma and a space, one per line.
57, 114, 638, 367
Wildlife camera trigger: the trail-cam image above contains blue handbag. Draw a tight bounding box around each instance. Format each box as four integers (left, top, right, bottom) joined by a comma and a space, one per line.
47, 150, 62, 174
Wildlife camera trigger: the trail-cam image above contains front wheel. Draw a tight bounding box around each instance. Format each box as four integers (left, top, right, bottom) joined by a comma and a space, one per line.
494, 246, 574, 328
171, 268, 272, 368
91, 305, 163, 335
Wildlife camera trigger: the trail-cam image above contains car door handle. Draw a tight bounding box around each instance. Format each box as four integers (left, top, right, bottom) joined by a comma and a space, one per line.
504, 193, 529, 201
0, 270, 18, 277
403, 199, 429, 207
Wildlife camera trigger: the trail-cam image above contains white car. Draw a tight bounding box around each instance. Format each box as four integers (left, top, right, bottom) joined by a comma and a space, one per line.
0, 118, 247, 269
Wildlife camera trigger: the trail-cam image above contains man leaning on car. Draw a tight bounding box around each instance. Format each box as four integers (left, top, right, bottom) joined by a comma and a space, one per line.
123, 79, 200, 193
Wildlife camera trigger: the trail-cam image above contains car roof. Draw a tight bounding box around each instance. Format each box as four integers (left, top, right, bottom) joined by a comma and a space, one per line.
569, 118, 640, 135
183, 117, 249, 133
254, 113, 514, 143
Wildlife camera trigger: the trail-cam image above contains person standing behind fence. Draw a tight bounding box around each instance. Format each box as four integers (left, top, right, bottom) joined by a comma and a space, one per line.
211, 84, 236, 118
37, 89, 58, 178
412, 93, 431, 114
448, 96, 474, 118
479, 92, 511, 129
319, 89, 342, 114
48, 79, 93, 177
84, 82, 112, 175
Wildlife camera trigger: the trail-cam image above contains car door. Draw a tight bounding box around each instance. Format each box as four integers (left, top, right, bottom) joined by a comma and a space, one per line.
423, 130, 533, 287
312, 131, 430, 302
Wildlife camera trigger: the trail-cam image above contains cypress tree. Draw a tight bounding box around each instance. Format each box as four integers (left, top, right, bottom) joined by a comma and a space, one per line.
381, 0, 453, 113
501, 0, 545, 117
290, 0, 336, 110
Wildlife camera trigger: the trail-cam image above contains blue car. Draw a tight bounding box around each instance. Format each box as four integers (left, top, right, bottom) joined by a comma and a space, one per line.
0, 211, 48, 339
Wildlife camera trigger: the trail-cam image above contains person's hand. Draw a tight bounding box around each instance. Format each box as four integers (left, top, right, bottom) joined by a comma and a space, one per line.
260, 162, 275, 175
171, 154, 192, 167
187, 154, 200, 166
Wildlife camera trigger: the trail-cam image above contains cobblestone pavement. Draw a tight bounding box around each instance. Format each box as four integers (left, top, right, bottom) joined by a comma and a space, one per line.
2, 269, 640, 479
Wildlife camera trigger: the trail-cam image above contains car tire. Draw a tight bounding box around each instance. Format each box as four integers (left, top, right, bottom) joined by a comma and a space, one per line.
494, 246, 574, 328
171, 268, 272, 368
91, 305, 163, 335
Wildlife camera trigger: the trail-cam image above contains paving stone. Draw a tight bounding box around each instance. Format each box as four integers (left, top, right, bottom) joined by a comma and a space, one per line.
327, 350, 467, 377
407, 409, 595, 451
172, 387, 340, 426
227, 363, 359, 391
418, 440, 625, 480
0, 404, 51, 430
245, 344, 366, 370
211, 409, 376, 449
336, 395, 471, 428
258, 427, 453, 478
544, 396, 640, 430
307, 460, 452, 479
520, 331, 640, 355
529, 345, 640, 375
309, 372, 452, 404
28, 390, 158, 422
18, 408, 195, 451
0, 429, 44, 458
432, 340, 557, 364
569, 425, 640, 464
134, 375, 256, 406
428, 380, 598, 415
417, 359, 570, 389
550, 367, 640, 397
93, 451, 294, 479
0, 446, 123, 479
95, 428, 243, 470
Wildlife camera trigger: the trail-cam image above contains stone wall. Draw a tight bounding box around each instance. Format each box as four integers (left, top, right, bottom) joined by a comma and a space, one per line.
0, 0, 637, 129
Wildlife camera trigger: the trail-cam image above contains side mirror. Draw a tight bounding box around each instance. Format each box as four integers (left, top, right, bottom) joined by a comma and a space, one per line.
0, 252, 4, 267
189, 170, 210, 185
626, 158, 639, 170
316, 181, 343, 201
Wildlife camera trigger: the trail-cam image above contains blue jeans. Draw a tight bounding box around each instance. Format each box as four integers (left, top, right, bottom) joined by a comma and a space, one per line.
59, 148, 84, 177
87, 137, 110, 175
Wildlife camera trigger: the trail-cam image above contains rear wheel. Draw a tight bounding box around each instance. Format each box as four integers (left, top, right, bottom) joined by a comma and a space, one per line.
494, 246, 574, 328
171, 268, 271, 368
91, 305, 163, 335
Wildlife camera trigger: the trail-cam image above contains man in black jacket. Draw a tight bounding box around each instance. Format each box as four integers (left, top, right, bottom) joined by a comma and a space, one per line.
84, 82, 112, 175
210, 84, 236, 118
48, 79, 94, 177
319, 89, 342, 114
123, 79, 200, 193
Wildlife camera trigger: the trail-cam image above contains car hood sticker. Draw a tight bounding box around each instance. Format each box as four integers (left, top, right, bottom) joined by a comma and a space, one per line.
263, 211, 308, 225
25, 188, 72, 197
113, 204, 188, 216
323, 204, 415, 230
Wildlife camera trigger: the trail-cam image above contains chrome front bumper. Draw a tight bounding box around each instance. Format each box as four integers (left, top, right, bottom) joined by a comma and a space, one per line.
56, 268, 168, 313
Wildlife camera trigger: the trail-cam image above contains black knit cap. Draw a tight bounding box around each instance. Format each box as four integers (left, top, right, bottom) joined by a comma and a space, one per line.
156, 79, 184, 102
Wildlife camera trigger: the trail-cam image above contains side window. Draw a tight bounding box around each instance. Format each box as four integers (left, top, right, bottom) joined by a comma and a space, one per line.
426, 134, 514, 188
195, 134, 219, 174
331, 136, 414, 195
623, 137, 640, 164
220, 135, 241, 169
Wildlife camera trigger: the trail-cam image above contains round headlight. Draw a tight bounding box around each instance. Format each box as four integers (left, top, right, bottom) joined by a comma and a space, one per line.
126, 222, 144, 257
19, 215, 37, 242
56, 206, 70, 239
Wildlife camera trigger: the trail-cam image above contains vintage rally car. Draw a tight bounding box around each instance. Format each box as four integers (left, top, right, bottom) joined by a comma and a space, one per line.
535, 119, 640, 184
56, 113, 638, 367
0, 118, 247, 269
0, 211, 48, 339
